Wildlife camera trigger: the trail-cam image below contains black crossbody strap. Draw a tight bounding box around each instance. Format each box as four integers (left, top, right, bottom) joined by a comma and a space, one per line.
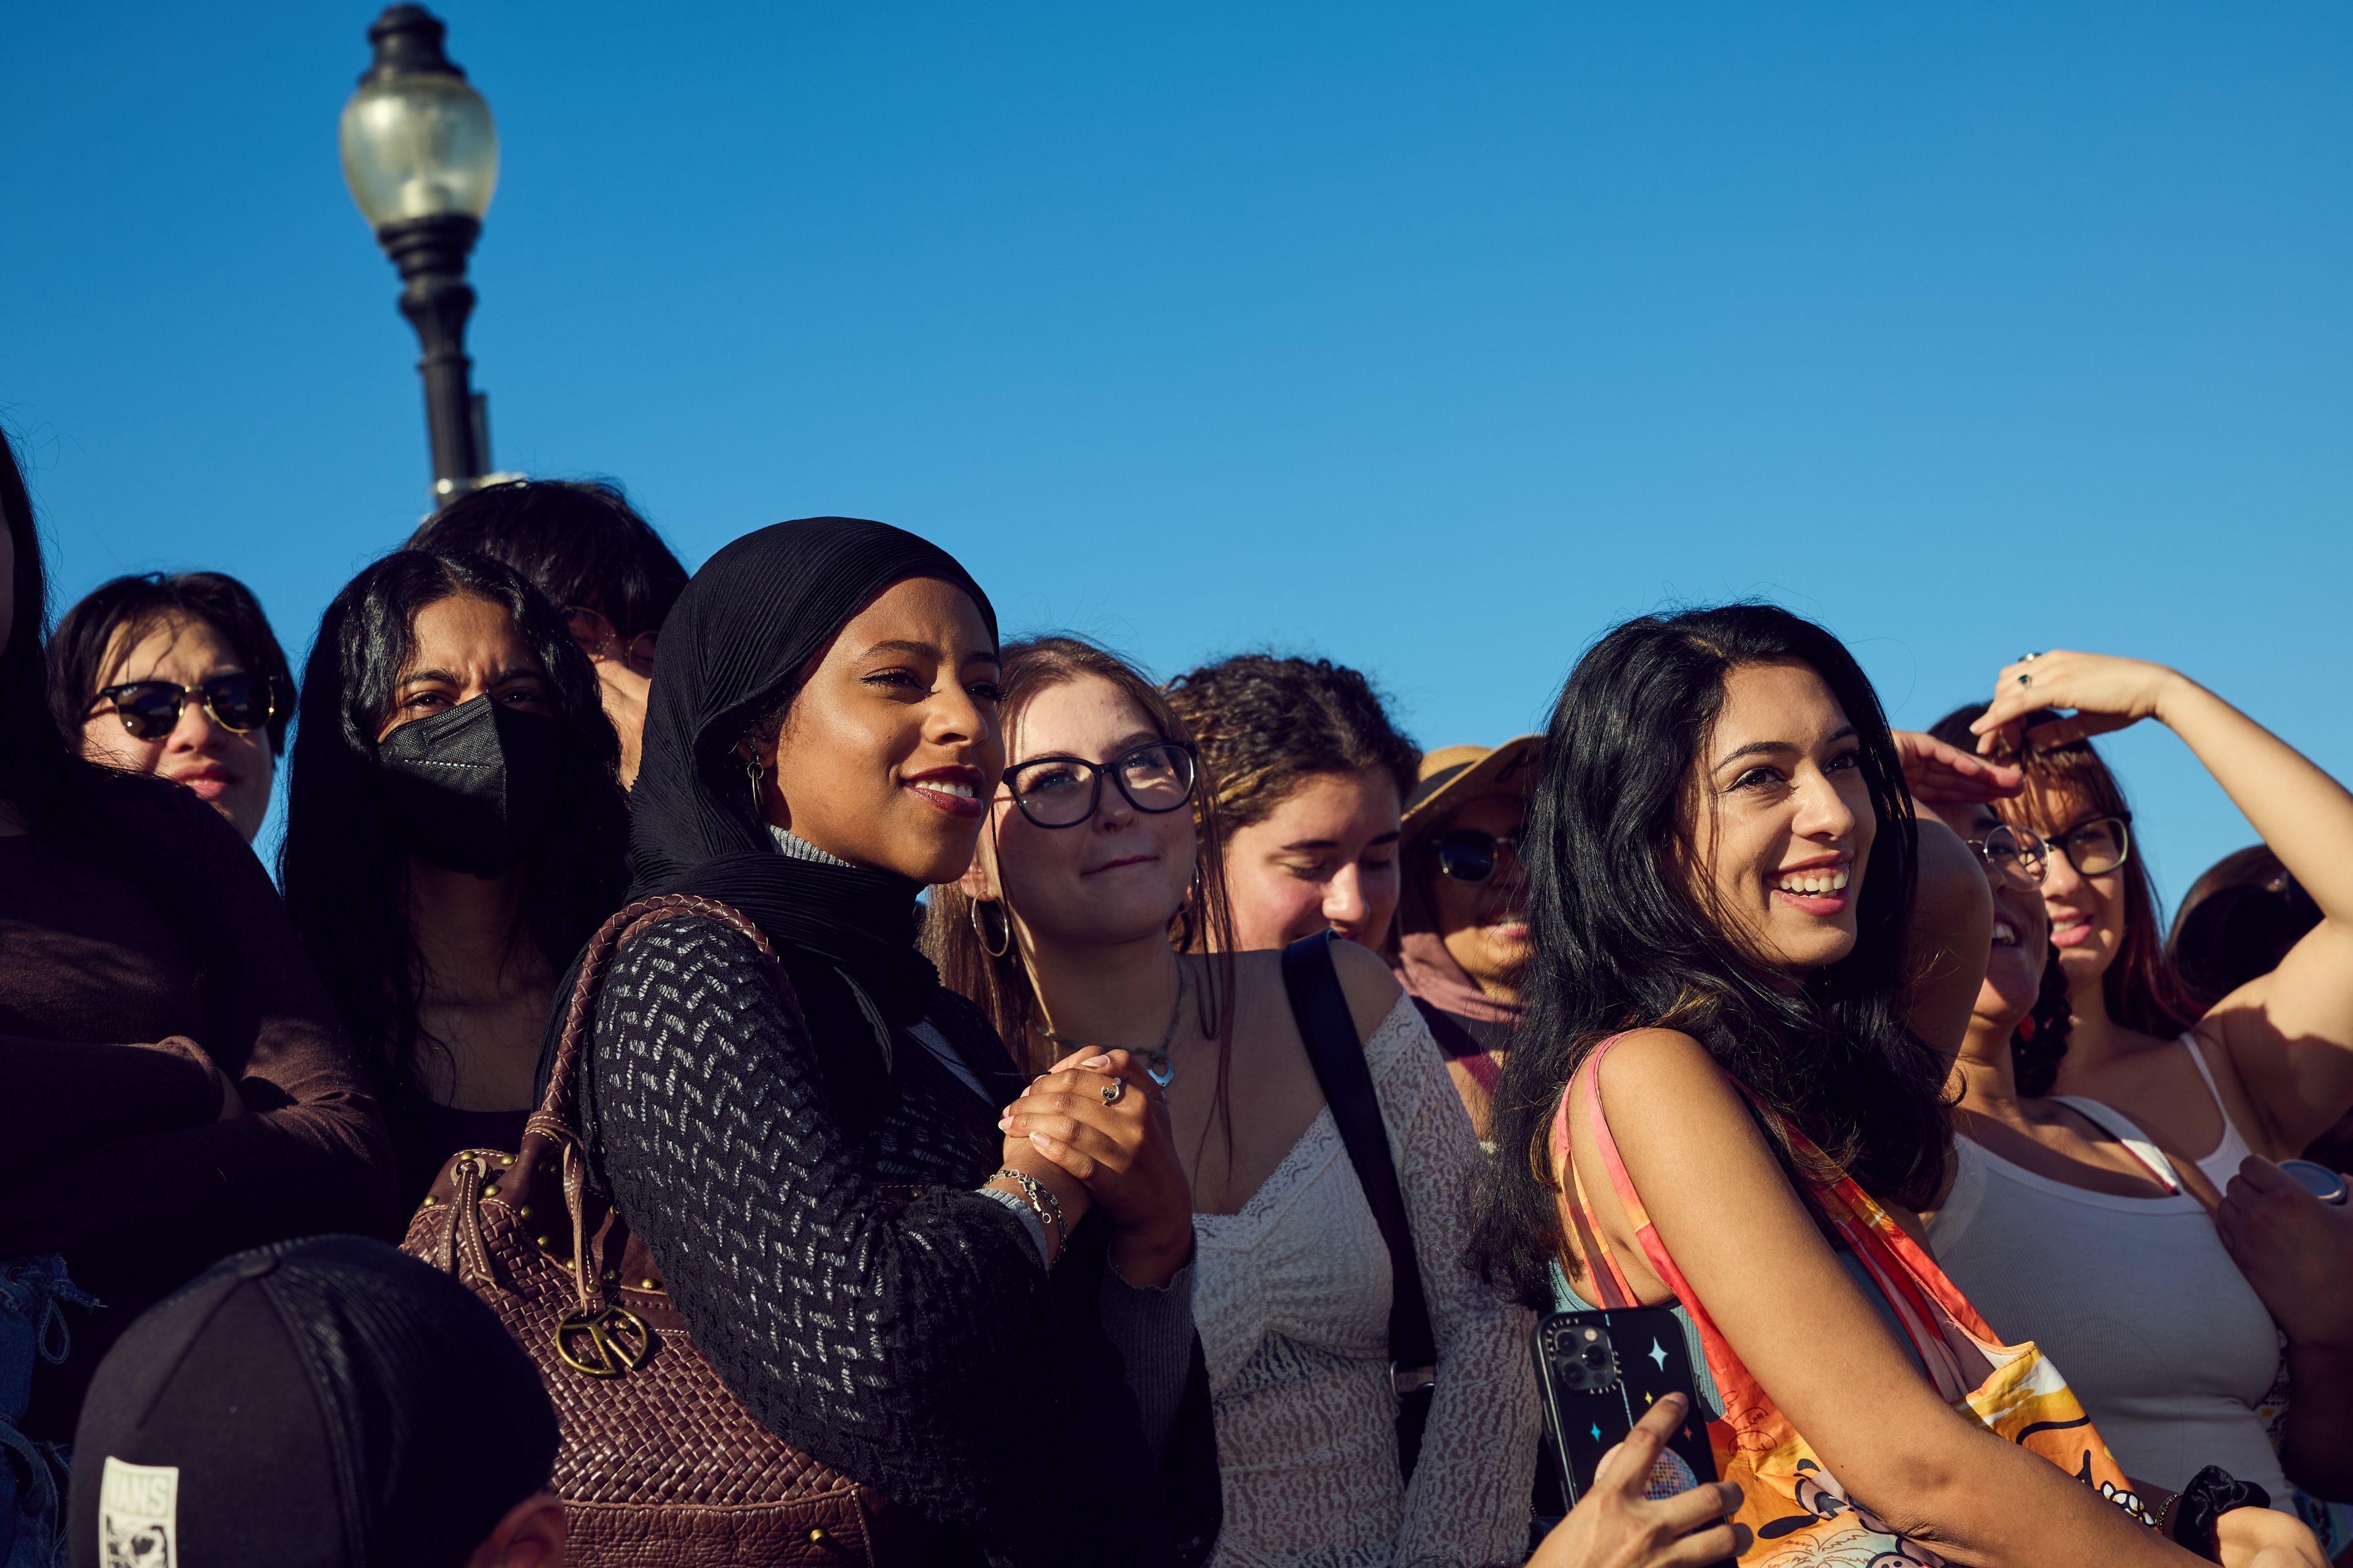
1280, 933, 1439, 1384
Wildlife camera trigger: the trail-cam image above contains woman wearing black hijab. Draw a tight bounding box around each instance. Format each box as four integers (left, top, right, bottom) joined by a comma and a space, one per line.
576, 519, 1216, 1567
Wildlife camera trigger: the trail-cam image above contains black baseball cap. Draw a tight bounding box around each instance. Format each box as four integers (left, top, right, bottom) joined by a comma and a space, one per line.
69, 1236, 559, 1568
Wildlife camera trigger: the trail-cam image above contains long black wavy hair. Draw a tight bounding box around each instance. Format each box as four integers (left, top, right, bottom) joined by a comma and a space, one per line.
0, 430, 79, 831
1470, 603, 1945, 1306
279, 551, 628, 1176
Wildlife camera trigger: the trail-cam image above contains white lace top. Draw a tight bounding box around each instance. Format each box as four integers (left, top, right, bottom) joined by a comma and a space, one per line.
1194, 994, 1537, 1568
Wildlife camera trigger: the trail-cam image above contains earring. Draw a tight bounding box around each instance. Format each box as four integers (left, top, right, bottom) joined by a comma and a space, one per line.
970, 899, 1012, 960
745, 756, 766, 812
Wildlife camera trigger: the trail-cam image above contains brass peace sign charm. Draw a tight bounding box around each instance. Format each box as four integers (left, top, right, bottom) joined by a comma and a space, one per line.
555, 1304, 654, 1379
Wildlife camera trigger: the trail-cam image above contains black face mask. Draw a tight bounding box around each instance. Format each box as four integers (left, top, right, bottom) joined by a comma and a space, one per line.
376, 695, 564, 879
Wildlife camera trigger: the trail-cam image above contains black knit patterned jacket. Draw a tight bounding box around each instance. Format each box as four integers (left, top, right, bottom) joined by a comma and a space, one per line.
580, 915, 1218, 1568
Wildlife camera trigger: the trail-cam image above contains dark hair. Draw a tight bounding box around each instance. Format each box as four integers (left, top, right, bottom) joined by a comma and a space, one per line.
2167, 844, 2320, 1010
279, 550, 628, 1184
0, 429, 84, 831
1163, 653, 1420, 833
1471, 604, 1943, 1307
47, 571, 297, 754
408, 479, 688, 639
2010, 941, 2074, 1097
1936, 701, 2197, 1038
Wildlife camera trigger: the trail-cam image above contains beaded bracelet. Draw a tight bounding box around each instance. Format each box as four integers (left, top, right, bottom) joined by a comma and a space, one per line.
989, 1168, 1066, 1240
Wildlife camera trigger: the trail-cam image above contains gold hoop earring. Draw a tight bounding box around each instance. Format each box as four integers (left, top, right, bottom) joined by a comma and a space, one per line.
971, 899, 1012, 960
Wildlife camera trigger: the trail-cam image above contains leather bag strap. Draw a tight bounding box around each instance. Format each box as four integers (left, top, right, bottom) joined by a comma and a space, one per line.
1279, 933, 1438, 1382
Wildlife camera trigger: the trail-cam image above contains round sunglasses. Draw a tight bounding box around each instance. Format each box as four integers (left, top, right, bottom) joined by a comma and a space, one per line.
1427, 828, 1520, 884
1004, 741, 1198, 829
566, 607, 660, 680
92, 673, 283, 741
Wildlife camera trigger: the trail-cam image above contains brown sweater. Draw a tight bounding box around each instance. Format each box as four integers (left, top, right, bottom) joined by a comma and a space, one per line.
0, 776, 400, 1439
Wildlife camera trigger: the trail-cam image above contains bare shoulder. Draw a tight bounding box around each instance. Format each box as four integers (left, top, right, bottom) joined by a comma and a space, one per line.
1586, 1028, 1755, 1145
1328, 938, 1405, 1039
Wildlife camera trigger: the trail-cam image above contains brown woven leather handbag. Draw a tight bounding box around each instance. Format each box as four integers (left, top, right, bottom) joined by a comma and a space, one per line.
403, 895, 895, 1567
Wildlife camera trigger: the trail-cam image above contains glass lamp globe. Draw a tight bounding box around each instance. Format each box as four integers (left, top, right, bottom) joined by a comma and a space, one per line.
340, 64, 498, 229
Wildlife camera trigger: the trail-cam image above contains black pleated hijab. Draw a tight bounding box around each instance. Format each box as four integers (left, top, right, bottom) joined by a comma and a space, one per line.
567, 518, 1006, 1123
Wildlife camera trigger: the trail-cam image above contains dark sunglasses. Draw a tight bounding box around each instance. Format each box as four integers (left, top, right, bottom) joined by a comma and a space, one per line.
1429, 828, 1520, 884
92, 673, 283, 741
1005, 741, 1198, 829
566, 607, 660, 680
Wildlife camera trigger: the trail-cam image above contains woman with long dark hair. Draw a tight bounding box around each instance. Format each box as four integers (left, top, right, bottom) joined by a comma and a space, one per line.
1471, 604, 2319, 1566
576, 520, 1216, 1567
930, 635, 1535, 1568
0, 430, 395, 1493
279, 550, 629, 1204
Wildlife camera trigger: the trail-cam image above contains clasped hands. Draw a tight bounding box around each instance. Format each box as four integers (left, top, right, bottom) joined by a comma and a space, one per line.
1000, 1047, 1193, 1287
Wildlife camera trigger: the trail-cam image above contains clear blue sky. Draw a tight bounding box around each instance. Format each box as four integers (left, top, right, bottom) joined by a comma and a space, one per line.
7, 2, 2348, 905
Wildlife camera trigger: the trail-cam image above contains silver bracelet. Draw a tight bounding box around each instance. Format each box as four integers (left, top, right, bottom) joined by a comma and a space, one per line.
988, 1168, 1065, 1238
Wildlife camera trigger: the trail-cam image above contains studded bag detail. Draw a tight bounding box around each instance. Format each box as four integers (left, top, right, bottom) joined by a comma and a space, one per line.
403, 895, 896, 1566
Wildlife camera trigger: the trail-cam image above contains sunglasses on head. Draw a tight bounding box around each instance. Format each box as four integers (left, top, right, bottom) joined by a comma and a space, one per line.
1428, 828, 1520, 884
93, 673, 283, 741
566, 607, 660, 680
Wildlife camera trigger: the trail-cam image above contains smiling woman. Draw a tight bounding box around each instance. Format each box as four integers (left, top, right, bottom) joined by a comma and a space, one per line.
279, 550, 628, 1204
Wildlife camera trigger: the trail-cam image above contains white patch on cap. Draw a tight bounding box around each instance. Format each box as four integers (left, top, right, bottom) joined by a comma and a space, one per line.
98, 1457, 178, 1567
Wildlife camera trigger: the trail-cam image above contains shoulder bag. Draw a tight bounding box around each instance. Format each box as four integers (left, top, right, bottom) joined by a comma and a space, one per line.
1278, 931, 1437, 1483
403, 895, 903, 1566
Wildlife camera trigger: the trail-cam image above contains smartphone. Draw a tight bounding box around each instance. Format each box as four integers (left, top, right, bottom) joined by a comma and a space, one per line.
1531, 1307, 1719, 1512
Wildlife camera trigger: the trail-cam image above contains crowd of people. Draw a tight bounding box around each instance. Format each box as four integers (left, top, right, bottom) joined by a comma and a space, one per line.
2, 426, 2349, 1568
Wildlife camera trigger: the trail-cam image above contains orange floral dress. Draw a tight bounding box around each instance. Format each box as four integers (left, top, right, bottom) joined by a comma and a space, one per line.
1553, 1034, 2155, 1565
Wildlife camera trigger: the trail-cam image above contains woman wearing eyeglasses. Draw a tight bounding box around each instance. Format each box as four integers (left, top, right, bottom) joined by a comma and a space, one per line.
930, 635, 1536, 1568
1959, 653, 2353, 1194
1913, 720, 2304, 1531
1392, 737, 1542, 1142
48, 571, 295, 843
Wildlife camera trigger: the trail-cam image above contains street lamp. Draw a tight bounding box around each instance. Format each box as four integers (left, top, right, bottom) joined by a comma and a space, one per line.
340, 5, 500, 506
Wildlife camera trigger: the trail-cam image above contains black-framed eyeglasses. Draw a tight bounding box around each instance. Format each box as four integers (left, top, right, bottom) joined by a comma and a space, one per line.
1005, 741, 1198, 829
2046, 814, 2132, 878
1964, 824, 2048, 885
1429, 828, 1520, 885
566, 607, 660, 680
91, 673, 283, 741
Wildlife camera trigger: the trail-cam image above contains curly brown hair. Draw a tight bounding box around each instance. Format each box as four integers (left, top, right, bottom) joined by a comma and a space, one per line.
1161, 653, 1420, 836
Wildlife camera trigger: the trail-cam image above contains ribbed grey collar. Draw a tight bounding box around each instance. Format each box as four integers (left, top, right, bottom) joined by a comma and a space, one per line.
767, 824, 855, 869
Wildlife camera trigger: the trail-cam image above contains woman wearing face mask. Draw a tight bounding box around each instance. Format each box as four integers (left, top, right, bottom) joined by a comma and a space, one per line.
1912, 732, 2313, 1534
579, 524, 1215, 1568
0, 431, 395, 1517
1393, 737, 1542, 1142
279, 551, 629, 1206
1470, 605, 2322, 1567
49, 570, 294, 844
1164, 654, 1420, 952
1960, 653, 2353, 1192
932, 636, 1535, 1568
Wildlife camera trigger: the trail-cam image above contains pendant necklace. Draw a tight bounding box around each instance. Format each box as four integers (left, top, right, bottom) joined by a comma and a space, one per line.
1038, 959, 1189, 1088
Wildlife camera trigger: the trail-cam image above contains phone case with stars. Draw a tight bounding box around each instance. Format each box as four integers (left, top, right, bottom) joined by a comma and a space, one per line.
1531, 1306, 1720, 1517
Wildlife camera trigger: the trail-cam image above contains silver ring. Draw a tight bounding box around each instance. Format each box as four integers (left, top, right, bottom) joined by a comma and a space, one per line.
1100, 1079, 1125, 1107
2018, 651, 2042, 662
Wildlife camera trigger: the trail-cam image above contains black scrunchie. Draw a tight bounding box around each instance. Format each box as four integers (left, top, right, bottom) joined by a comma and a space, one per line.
2168, 1464, 2273, 1562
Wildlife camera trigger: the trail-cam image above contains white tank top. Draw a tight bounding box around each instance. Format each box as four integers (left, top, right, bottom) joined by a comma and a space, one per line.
1928, 1097, 2292, 1504
2178, 1033, 2260, 1191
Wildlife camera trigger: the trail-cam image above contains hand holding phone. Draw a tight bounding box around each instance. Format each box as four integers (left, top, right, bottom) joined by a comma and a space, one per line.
1526, 1391, 1744, 1568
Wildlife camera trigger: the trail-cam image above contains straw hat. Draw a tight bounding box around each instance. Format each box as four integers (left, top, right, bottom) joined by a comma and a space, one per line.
1401, 734, 1544, 836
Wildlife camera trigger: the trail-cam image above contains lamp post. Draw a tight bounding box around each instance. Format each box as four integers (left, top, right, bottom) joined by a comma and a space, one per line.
340, 5, 500, 506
